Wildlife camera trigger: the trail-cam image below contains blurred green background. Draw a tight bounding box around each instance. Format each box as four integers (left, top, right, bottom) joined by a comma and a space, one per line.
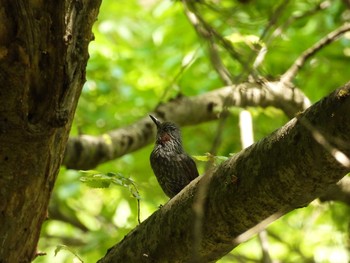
34, 0, 350, 262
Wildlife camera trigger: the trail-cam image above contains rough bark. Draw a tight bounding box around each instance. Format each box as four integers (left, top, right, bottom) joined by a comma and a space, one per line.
64, 82, 311, 169
98, 83, 350, 263
0, 1, 101, 262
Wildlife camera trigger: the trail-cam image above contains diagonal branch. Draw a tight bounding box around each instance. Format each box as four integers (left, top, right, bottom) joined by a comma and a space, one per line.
63, 82, 311, 169
97, 82, 350, 263
281, 22, 350, 85
252, 1, 330, 70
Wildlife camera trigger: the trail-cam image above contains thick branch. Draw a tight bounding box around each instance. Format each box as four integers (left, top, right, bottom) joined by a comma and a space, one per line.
64, 82, 311, 169
98, 82, 350, 262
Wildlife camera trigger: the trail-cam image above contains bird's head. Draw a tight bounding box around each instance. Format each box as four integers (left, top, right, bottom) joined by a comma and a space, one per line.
149, 115, 182, 148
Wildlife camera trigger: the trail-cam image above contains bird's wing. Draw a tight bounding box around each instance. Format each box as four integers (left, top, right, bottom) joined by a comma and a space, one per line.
179, 153, 199, 181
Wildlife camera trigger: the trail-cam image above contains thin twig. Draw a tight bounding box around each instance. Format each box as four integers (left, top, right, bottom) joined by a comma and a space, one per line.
182, 0, 249, 75
160, 47, 200, 101
232, 211, 286, 245
207, 40, 233, 85
129, 181, 141, 224
270, 1, 331, 43
260, 0, 291, 41
253, 1, 331, 71
281, 22, 350, 85
204, 110, 229, 172
182, 0, 237, 171
258, 230, 272, 263
137, 198, 141, 224
183, 2, 227, 83
237, 0, 290, 76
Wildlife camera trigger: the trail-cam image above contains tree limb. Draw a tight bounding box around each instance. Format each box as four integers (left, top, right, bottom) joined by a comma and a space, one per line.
63, 82, 311, 169
97, 82, 350, 262
281, 22, 350, 85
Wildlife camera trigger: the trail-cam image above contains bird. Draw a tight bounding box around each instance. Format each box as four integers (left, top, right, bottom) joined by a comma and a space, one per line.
149, 115, 199, 198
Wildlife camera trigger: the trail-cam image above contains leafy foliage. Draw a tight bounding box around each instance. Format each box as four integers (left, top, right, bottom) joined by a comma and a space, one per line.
35, 0, 350, 262
79, 170, 139, 195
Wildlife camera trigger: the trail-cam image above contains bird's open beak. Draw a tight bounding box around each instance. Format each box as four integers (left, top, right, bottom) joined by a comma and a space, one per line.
149, 115, 161, 128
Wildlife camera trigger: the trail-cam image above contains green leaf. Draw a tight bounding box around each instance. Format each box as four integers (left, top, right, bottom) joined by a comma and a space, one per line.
80, 175, 111, 188
79, 170, 140, 198
193, 155, 210, 162
54, 245, 84, 263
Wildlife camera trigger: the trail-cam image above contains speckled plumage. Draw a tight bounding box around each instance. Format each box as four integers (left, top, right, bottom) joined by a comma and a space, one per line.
149, 115, 199, 198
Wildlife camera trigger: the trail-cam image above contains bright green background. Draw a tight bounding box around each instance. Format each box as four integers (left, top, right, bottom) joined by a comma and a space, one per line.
35, 0, 350, 262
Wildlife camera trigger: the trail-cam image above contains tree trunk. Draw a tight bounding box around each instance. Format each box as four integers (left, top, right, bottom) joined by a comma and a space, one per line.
0, 1, 101, 262
98, 83, 350, 262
